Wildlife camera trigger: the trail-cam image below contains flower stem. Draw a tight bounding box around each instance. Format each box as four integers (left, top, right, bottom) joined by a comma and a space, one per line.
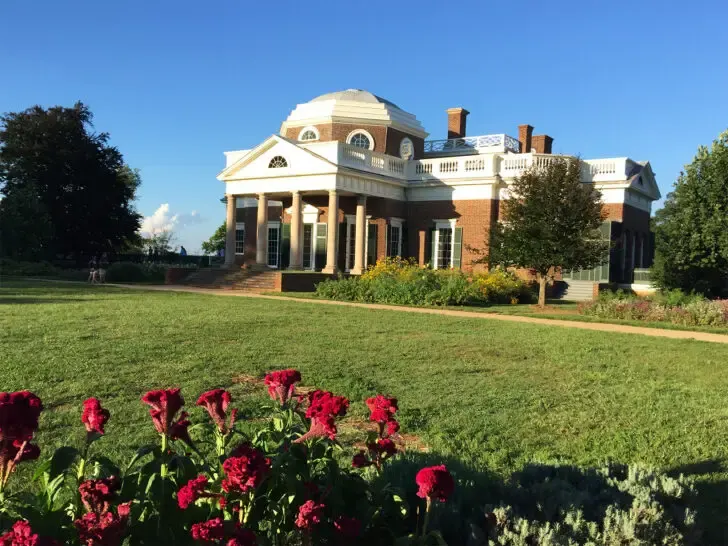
421, 497, 432, 537
160, 434, 168, 478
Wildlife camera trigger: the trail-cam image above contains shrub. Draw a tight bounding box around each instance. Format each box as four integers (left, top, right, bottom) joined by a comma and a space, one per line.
316, 258, 533, 307
104, 262, 168, 283
0, 258, 60, 276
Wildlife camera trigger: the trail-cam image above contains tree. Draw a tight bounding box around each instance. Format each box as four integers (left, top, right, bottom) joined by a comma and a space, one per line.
201, 222, 226, 255
0, 183, 53, 259
0, 102, 141, 259
141, 230, 176, 257
651, 130, 728, 297
483, 157, 608, 307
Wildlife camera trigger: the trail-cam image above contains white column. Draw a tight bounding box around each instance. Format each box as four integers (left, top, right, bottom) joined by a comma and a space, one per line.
350, 195, 367, 275
322, 190, 339, 274
255, 193, 268, 266
225, 194, 236, 268
289, 191, 303, 269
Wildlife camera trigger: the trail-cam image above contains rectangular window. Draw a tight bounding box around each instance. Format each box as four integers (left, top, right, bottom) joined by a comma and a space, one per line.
436, 228, 452, 269
235, 223, 245, 255
346, 220, 356, 271
303, 224, 313, 270
267, 225, 280, 268
388, 225, 402, 257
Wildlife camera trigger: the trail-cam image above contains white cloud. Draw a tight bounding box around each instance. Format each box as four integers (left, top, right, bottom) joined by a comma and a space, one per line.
140, 203, 178, 236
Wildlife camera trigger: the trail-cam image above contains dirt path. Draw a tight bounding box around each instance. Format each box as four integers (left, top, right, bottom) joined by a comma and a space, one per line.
81, 282, 728, 345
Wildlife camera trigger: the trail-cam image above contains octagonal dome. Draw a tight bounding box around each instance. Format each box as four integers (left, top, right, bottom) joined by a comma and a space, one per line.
280, 89, 428, 138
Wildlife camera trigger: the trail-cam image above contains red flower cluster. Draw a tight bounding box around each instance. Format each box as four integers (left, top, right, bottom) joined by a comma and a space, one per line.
190, 518, 256, 545
197, 389, 237, 434
296, 390, 349, 442
264, 369, 301, 405
295, 500, 325, 531
141, 389, 185, 436
81, 398, 110, 436
74, 503, 130, 546
177, 474, 225, 510
415, 465, 454, 502
221, 444, 271, 494
352, 394, 400, 470
169, 411, 193, 446
79, 477, 120, 514
333, 515, 361, 538
0, 391, 43, 487
0, 521, 57, 546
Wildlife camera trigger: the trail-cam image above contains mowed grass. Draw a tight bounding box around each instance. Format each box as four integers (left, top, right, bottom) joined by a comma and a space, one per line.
2, 280, 728, 539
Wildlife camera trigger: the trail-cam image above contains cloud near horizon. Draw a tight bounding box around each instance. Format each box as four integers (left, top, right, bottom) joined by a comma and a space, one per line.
140, 203, 204, 237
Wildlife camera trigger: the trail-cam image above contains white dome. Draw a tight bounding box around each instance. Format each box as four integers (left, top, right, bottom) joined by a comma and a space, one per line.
281, 89, 428, 139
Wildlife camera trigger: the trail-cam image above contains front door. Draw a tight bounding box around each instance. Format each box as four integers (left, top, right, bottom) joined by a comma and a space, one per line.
267, 224, 280, 268
303, 224, 314, 270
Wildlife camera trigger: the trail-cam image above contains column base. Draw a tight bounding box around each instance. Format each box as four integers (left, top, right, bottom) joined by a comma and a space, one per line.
349, 267, 363, 275
322, 266, 338, 275
287, 265, 303, 271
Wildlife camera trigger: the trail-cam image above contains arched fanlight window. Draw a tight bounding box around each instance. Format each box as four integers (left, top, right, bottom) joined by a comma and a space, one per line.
298, 126, 319, 141
346, 129, 374, 150
268, 156, 288, 168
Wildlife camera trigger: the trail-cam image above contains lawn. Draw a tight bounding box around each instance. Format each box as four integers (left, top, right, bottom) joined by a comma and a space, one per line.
2, 280, 728, 541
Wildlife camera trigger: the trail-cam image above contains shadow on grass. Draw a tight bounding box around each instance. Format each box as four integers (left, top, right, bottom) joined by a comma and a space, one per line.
0, 297, 90, 305
375, 452, 718, 545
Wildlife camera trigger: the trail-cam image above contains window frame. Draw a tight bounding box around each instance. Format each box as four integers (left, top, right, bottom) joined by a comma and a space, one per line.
346, 129, 375, 151
235, 222, 245, 255
432, 219, 456, 269
298, 126, 320, 142
268, 156, 288, 168
388, 218, 403, 257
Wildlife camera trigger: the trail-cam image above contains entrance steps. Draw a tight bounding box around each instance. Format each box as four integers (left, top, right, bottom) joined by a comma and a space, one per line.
180, 268, 280, 292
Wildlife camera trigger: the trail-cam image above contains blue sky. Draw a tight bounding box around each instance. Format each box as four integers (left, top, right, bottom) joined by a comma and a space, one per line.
2, 0, 726, 252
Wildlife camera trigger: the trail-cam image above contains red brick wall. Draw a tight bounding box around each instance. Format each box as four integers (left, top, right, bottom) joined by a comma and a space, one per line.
406, 200, 499, 271
385, 127, 425, 160
285, 123, 423, 158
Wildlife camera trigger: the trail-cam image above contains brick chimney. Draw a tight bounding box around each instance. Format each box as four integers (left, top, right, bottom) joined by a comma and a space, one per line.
447, 108, 470, 139
518, 124, 533, 154
531, 134, 554, 154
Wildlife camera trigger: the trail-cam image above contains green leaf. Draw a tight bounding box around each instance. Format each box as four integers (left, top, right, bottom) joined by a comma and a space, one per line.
50, 446, 80, 478
125, 444, 158, 473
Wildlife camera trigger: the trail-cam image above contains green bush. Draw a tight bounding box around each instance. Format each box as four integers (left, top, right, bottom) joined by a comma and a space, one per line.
0, 258, 60, 276
104, 261, 167, 283
315, 258, 533, 306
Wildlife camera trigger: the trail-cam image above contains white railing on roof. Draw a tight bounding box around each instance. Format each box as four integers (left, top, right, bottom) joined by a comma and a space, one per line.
339, 143, 407, 180
424, 134, 521, 154
500, 154, 629, 182
410, 155, 498, 179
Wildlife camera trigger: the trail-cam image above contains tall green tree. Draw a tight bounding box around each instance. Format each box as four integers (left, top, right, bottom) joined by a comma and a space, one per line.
483, 157, 608, 307
0, 102, 141, 258
652, 130, 728, 296
201, 222, 226, 255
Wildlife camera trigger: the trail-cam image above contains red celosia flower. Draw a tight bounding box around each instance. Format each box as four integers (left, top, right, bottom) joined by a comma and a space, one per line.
141, 389, 184, 435
295, 500, 325, 530
74, 503, 130, 546
169, 412, 193, 446
415, 465, 454, 502
197, 389, 237, 434
386, 419, 400, 437
367, 438, 397, 458
334, 515, 361, 538
351, 451, 371, 468
0, 520, 60, 546
82, 398, 110, 436
295, 391, 349, 443
178, 475, 209, 509
221, 444, 270, 494
79, 477, 120, 514
11, 441, 40, 463
190, 518, 225, 543
264, 369, 301, 405
365, 395, 397, 422
0, 391, 43, 444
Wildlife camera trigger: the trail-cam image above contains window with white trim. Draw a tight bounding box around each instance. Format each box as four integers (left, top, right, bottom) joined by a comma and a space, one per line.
268, 156, 288, 168
298, 126, 319, 142
388, 219, 403, 257
346, 130, 374, 150
433, 220, 455, 269
235, 223, 245, 255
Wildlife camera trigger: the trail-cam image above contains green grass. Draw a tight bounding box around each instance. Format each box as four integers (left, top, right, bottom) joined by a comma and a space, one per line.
2, 280, 728, 540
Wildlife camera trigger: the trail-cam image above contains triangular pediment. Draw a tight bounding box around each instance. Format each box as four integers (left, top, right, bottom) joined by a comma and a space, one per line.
629, 161, 661, 200
217, 135, 337, 181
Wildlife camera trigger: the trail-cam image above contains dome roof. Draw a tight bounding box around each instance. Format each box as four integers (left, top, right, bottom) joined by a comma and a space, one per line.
281, 89, 428, 139
309, 89, 401, 109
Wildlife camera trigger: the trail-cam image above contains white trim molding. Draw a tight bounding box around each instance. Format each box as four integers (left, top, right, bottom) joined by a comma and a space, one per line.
346, 129, 375, 151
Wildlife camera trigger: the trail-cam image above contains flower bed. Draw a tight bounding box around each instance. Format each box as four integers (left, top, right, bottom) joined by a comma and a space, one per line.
315, 258, 533, 306
0, 370, 699, 545
578, 290, 728, 326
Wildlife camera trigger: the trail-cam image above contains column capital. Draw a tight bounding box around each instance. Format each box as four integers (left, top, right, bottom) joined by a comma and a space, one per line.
328, 189, 338, 196
291, 190, 301, 196
258, 192, 267, 199
357, 195, 368, 205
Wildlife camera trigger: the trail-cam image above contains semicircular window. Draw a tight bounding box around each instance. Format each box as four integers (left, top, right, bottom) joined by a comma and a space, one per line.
300, 130, 318, 141
348, 132, 371, 149
268, 156, 288, 168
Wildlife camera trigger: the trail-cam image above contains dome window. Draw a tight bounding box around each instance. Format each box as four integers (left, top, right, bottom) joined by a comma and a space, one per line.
346, 130, 374, 150
298, 126, 319, 141
268, 156, 288, 168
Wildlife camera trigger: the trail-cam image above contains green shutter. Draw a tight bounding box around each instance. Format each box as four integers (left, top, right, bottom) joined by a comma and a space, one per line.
429, 229, 436, 267
453, 227, 463, 269
367, 223, 377, 267
385, 225, 391, 257
401, 225, 409, 259
315, 223, 327, 271
280, 224, 291, 269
